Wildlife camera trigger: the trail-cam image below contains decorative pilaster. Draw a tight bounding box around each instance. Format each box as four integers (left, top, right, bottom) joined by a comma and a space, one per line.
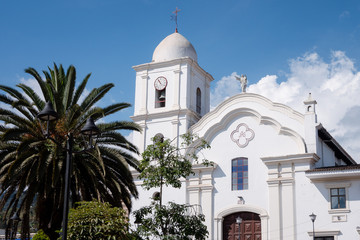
262, 153, 319, 240
139, 74, 149, 115
214, 217, 223, 240
171, 118, 180, 147
172, 68, 181, 110
139, 121, 147, 153
187, 164, 216, 240
281, 179, 295, 240
268, 180, 281, 240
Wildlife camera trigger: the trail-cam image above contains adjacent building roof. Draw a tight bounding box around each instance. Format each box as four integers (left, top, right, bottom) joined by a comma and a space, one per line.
306, 164, 360, 180
306, 164, 360, 173
317, 125, 356, 165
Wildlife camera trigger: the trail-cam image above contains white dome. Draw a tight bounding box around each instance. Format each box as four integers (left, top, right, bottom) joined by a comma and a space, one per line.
152, 32, 197, 62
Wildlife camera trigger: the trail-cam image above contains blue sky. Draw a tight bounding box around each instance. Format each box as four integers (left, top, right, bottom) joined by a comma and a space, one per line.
1, 0, 360, 159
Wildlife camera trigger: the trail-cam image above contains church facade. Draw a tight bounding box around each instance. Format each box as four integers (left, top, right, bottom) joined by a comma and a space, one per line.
130, 31, 360, 240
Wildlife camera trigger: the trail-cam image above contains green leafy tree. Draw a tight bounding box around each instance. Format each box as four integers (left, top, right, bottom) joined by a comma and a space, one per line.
133, 133, 212, 240
32, 229, 50, 240
0, 64, 141, 239
133, 201, 208, 240
67, 201, 133, 240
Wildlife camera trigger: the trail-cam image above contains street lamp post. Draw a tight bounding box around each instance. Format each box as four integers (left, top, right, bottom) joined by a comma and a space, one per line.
236, 216, 242, 240
38, 101, 100, 240
9, 212, 21, 240
309, 213, 317, 240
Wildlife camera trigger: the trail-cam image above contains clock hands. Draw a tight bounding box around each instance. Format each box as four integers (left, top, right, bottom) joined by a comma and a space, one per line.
154, 77, 167, 90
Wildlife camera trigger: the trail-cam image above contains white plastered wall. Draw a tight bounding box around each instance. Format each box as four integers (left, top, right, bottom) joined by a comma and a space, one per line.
189, 93, 308, 240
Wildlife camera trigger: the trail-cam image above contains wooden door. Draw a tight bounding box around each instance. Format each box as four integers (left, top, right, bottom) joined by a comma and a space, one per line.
223, 212, 261, 240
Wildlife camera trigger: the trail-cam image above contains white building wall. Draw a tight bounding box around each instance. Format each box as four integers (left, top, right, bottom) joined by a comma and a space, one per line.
295, 176, 360, 240
317, 140, 337, 167
132, 91, 360, 240
131, 33, 360, 240
191, 101, 307, 239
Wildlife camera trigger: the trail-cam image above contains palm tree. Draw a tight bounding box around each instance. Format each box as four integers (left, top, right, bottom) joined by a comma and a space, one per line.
0, 64, 141, 239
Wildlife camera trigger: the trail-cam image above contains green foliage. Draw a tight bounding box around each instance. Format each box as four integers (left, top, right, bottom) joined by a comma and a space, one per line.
133, 201, 208, 240
138, 132, 211, 196
134, 132, 211, 239
32, 229, 50, 240
67, 201, 133, 240
0, 64, 141, 239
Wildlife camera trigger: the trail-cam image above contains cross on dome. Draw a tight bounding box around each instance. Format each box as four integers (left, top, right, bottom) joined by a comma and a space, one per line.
172, 7, 181, 33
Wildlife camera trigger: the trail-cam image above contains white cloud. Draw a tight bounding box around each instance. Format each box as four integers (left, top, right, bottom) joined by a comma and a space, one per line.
339, 10, 350, 20
211, 51, 360, 161
20, 77, 45, 101
210, 72, 242, 108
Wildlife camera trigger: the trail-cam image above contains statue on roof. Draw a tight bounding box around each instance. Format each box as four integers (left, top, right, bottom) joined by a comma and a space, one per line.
235, 74, 247, 93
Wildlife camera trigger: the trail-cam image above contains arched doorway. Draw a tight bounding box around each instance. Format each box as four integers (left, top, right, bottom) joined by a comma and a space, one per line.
223, 212, 261, 240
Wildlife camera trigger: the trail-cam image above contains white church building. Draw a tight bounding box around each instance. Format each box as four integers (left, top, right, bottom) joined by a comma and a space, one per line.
130, 31, 360, 240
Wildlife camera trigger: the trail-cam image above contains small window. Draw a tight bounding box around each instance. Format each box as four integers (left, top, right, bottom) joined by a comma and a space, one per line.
231, 157, 248, 190
330, 188, 346, 209
155, 89, 166, 108
152, 192, 160, 201
153, 133, 164, 143
325, 183, 350, 213
196, 88, 201, 114
315, 237, 334, 240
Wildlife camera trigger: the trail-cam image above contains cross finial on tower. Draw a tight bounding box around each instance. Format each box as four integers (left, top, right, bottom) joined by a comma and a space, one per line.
172, 7, 181, 33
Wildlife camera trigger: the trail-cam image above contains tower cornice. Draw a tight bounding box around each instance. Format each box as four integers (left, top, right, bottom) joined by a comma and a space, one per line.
132, 57, 214, 82
131, 108, 200, 122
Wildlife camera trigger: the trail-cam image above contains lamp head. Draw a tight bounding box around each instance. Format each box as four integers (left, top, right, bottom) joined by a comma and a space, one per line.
309, 213, 316, 222
81, 117, 100, 137
236, 216, 242, 224
37, 101, 58, 121
10, 212, 21, 223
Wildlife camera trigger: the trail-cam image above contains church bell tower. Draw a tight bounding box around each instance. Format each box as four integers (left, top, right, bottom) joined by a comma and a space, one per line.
131, 32, 213, 153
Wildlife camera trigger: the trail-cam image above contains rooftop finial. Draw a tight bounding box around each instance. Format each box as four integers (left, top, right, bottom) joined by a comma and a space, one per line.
172, 7, 181, 33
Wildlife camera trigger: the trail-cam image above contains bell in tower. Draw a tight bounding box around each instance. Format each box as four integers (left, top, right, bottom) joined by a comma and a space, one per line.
156, 89, 166, 108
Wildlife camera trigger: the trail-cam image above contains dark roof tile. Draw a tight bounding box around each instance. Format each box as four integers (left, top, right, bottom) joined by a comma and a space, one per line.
306, 164, 360, 173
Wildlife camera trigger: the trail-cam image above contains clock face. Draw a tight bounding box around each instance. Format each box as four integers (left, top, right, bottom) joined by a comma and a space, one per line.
154, 76, 168, 91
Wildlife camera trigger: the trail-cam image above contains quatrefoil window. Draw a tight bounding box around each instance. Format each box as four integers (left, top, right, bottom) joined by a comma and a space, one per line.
230, 123, 255, 148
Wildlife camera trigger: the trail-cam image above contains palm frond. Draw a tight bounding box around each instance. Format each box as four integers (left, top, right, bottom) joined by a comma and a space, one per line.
10, 102, 37, 121
101, 103, 131, 116
16, 83, 44, 111
0, 85, 24, 100
71, 107, 103, 131
63, 65, 76, 110
0, 93, 15, 105
80, 83, 114, 112
0, 112, 38, 136
72, 73, 90, 106
1, 128, 29, 141
97, 130, 139, 153
25, 67, 50, 101
98, 121, 142, 132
